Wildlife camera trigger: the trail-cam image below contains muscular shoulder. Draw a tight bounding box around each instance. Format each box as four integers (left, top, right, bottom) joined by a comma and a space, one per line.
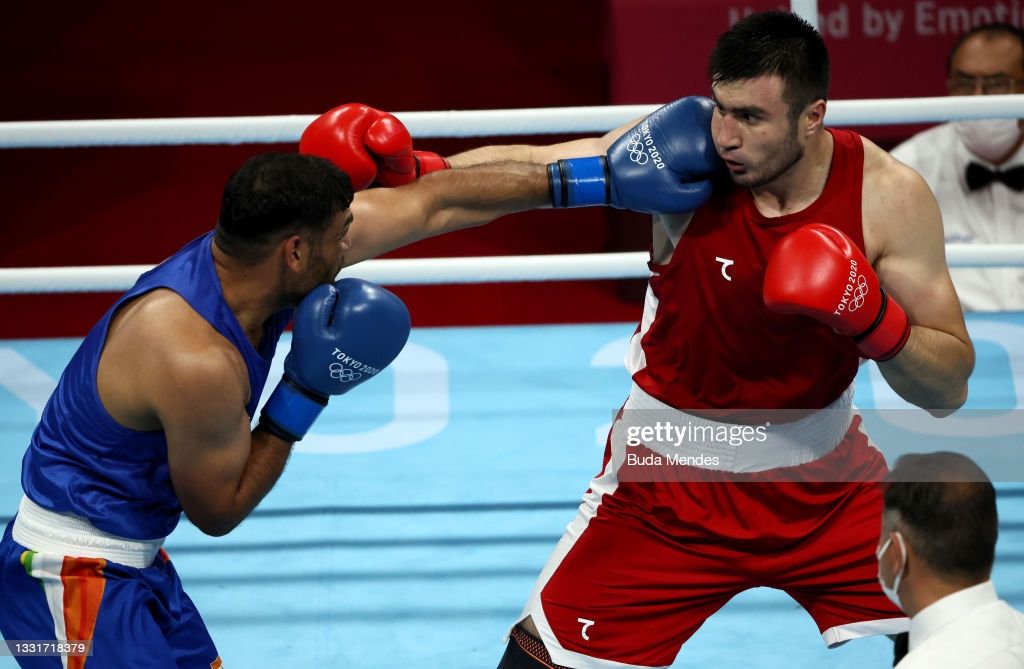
110, 289, 249, 408
865, 139, 932, 205
861, 136, 940, 260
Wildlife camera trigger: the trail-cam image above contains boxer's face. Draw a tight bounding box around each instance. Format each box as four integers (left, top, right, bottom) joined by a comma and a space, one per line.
711, 75, 805, 189
320, 208, 353, 281
289, 208, 353, 303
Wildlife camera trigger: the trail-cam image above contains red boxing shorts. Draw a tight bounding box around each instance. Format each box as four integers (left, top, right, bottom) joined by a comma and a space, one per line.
517, 409, 908, 669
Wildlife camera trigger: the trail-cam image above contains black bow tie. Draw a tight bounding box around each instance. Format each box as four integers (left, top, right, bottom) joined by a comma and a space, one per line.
966, 162, 1024, 192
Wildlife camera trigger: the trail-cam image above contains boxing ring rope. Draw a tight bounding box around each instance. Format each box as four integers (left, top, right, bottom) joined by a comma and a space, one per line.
1, 245, 1022, 293
1, 95, 1023, 148
2, 94, 1023, 291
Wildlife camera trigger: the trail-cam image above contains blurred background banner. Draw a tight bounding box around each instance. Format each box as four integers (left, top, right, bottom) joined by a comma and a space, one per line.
1, 1, 1016, 337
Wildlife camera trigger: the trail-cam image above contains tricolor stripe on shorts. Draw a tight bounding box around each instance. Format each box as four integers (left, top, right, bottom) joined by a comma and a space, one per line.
20, 549, 106, 669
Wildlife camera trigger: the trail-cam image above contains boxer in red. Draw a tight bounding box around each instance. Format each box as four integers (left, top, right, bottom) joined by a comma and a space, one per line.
451, 11, 972, 669
304, 13, 973, 667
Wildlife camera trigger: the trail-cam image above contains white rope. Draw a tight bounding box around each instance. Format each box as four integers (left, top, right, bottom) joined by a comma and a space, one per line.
1, 245, 1021, 294
1, 96, 1022, 148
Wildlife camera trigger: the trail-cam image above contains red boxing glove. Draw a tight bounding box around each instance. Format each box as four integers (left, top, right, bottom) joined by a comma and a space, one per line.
763, 223, 911, 361
413, 150, 450, 178
363, 114, 416, 187
300, 102, 450, 191
300, 103, 383, 191
366, 125, 450, 187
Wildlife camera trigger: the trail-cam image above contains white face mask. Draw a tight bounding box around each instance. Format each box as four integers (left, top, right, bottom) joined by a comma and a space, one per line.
953, 118, 1023, 164
876, 532, 907, 612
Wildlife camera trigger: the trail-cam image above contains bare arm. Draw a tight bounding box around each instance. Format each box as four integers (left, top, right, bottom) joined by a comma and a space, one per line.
866, 153, 974, 416
338, 114, 648, 265
445, 117, 640, 168
160, 349, 292, 536
342, 160, 550, 266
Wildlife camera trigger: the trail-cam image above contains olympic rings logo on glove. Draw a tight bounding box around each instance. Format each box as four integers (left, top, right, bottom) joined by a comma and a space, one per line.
625, 133, 649, 165
329, 363, 363, 383
849, 275, 870, 311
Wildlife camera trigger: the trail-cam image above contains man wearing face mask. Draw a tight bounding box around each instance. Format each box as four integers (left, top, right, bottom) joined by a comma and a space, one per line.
880, 452, 1024, 667
891, 23, 1024, 312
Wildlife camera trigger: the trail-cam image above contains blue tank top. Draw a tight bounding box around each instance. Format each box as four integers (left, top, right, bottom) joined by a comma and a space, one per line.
21, 232, 292, 540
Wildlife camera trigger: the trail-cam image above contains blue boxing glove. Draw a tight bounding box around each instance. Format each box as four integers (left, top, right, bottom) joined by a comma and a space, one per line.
548, 96, 723, 214
257, 278, 411, 443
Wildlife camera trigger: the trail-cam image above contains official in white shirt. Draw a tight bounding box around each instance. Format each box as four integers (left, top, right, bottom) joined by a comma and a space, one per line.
890, 23, 1024, 312
879, 452, 1024, 668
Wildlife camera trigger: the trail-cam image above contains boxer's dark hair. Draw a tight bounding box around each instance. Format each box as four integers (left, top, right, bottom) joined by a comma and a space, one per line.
884, 452, 997, 583
215, 152, 353, 265
946, 23, 1024, 74
708, 10, 830, 122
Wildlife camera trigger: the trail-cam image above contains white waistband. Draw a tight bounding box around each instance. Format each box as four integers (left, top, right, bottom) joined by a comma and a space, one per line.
12, 496, 165, 569
615, 383, 856, 473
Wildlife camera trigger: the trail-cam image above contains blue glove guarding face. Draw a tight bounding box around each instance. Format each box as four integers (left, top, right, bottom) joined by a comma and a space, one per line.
258, 278, 412, 443
548, 96, 724, 214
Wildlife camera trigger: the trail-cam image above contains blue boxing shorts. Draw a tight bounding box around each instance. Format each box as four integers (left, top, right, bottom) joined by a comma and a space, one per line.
0, 497, 221, 668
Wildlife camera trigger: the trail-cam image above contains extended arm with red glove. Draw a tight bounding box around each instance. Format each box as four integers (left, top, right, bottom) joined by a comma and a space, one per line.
299, 103, 449, 190
763, 223, 911, 361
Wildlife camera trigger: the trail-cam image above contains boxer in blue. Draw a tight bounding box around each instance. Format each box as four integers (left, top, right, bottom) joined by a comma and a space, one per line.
0, 98, 721, 666
0, 152, 552, 668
